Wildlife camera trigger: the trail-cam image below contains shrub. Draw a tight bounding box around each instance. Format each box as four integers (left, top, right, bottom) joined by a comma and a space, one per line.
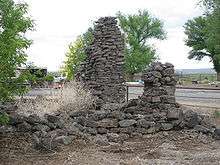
17, 81, 95, 117
0, 112, 9, 125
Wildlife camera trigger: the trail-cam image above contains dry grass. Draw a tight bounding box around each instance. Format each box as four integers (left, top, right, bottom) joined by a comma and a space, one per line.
16, 81, 95, 117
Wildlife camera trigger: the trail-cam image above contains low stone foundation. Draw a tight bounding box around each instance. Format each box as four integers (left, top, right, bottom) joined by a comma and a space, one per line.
1, 62, 220, 151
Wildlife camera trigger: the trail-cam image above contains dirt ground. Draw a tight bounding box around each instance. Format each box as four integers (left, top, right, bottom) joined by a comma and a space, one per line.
1, 105, 220, 165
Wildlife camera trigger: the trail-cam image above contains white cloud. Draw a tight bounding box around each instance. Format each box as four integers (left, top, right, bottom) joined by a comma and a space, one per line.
22, 0, 212, 71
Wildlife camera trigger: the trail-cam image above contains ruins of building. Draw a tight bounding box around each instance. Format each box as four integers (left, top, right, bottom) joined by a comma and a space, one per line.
76, 17, 125, 105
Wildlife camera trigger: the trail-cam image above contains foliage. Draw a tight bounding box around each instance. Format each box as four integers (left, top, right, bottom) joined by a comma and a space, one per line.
44, 74, 54, 82
62, 28, 94, 80
0, 112, 9, 125
214, 110, 220, 118
117, 10, 166, 79
184, 0, 220, 80
0, 0, 34, 102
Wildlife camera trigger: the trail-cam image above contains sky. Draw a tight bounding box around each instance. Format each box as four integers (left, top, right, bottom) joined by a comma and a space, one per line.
22, 0, 213, 71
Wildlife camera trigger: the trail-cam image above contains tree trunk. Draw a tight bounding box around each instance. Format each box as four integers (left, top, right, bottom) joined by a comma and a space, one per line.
217, 72, 220, 81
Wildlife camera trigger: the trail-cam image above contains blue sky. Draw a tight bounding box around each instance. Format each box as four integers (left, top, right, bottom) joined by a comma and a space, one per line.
23, 0, 212, 71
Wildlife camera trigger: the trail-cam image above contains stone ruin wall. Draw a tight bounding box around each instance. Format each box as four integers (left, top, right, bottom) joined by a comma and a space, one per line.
141, 62, 176, 104
76, 17, 125, 105
1, 17, 220, 151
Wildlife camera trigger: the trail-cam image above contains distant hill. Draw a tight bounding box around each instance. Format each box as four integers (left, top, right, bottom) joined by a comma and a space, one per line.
175, 68, 216, 75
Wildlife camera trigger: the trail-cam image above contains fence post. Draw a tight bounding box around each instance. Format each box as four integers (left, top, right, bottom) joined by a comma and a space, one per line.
126, 85, 129, 102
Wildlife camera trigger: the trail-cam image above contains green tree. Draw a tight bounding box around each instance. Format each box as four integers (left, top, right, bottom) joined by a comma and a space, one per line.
0, 0, 34, 102
117, 10, 166, 80
62, 28, 93, 80
184, 0, 220, 80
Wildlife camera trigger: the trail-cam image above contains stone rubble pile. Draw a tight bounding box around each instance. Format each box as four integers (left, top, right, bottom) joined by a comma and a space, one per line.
76, 17, 125, 105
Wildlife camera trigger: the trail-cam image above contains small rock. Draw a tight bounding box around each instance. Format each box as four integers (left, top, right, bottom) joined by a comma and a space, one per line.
161, 123, 173, 131
167, 109, 182, 120
136, 119, 153, 128
119, 119, 136, 127
97, 127, 108, 134
0, 125, 14, 134
214, 128, 220, 140
17, 121, 32, 132
184, 110, 199, 128
46, 114, 60, 123
93, 135, 110, 146
54, 136, 73, 145
97, 118, 118, 128
26, 114, 42, 124
9, 114, 24, 125
146, 127, 156, 134
107, 133, 120, 142
194, 125, 211, 134
84, 127, 97, 135
32, 124, 50, 132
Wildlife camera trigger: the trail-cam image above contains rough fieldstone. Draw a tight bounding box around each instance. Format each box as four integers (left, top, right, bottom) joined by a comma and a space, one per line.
84, 127, 97, 135
32, 124, 50, 132
194, 125, 211, 134
184, 110, 199, 128
97, 127, 108, 134
161, 123, 174, 131
93, 134, 110, 146
119, 119, 136, 127
9, 114, 24, 125
214, 128, 220, 140
108, 111, 126, 120
90, 110, 109, 121
17, 122, 32, 132
46, 114, 60, 123
0, 125, 14, 134
26, 114, 42, 124
167, 109, 182, 120
136, 119, 153, 128
119, 126, 135, 134
107, 133, 120, 142
146, 127, 157, 134
54, 135, 74, 145
97, 118, 118, 128
66, 123, 82, 135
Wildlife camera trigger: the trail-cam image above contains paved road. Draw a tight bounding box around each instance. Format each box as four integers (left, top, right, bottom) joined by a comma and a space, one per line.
25, 88, 220, 108
128, 87, 220, 108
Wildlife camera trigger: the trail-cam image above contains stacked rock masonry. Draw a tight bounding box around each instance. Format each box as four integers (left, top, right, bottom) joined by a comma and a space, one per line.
76, 17, 125, 105
141, 62, 176, 104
